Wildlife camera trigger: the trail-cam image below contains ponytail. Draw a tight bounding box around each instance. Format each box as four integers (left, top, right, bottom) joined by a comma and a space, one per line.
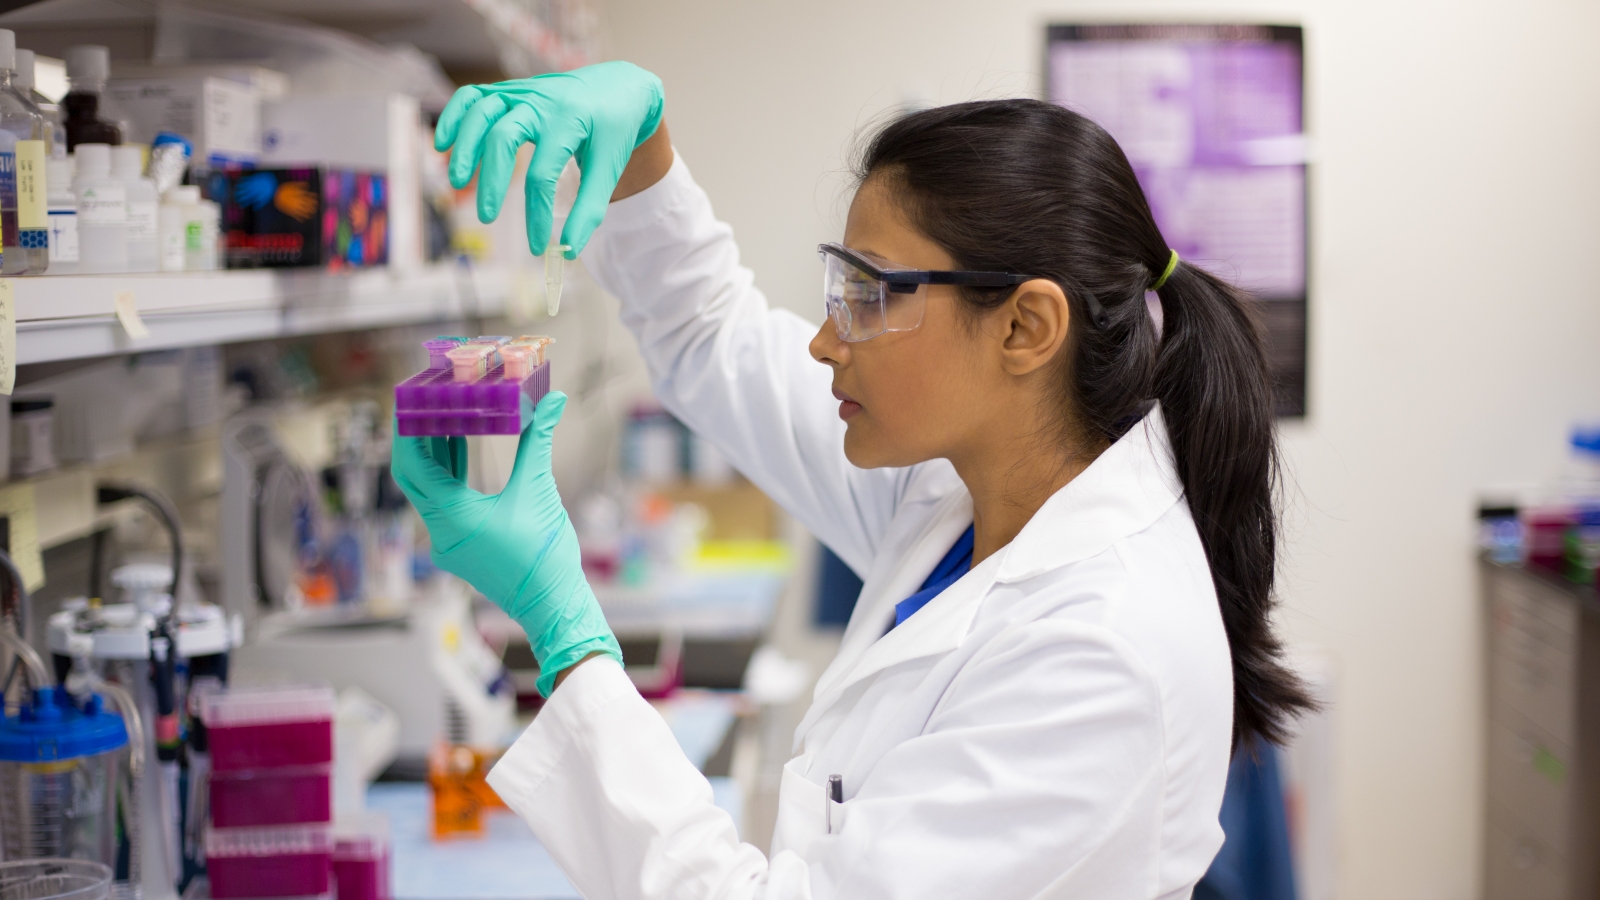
860, 99, 1315, 748
1153, 261, 1310, 746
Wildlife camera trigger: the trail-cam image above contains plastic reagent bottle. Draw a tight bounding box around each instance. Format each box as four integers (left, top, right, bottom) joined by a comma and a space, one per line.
73, 143, 127, 272
112, 145, 157, 271
46, 156, 76, 272
157, 190, 184, 272
14, 49, 65, 159
165, 185, 206, 271
0, 29, 46, 274
62, 45, 121, 151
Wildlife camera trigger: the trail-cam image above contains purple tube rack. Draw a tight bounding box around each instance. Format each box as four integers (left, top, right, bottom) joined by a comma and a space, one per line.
394, 358, 551, 437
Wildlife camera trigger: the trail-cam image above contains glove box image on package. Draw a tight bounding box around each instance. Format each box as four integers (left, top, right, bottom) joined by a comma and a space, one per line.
213, 167, 388, 269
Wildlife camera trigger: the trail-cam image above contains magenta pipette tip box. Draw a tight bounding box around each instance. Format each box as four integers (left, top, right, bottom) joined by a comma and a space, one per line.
394, 336, 553, 437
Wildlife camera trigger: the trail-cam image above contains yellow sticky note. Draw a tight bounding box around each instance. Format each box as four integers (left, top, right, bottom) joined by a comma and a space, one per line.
0, 483, 45, 591
0, 279, 13, 395
114, 290, 150, 340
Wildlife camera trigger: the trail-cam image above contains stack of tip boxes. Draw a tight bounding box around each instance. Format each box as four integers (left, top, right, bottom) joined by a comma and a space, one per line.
200, 685, 392, 900
394, 336, 554, 436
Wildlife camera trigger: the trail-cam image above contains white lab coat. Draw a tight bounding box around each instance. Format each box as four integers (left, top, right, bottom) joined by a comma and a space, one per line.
487, 154, 1234, 900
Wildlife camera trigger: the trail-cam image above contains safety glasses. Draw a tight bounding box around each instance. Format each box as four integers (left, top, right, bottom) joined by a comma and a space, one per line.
818, 243, 1033, 342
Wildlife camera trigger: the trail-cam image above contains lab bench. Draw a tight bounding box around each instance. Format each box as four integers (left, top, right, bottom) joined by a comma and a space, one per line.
1480, 558, 1600, 899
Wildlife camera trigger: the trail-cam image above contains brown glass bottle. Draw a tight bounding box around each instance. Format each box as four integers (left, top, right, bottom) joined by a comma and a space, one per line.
62, 45, 120, 151
62, 92, 120, 149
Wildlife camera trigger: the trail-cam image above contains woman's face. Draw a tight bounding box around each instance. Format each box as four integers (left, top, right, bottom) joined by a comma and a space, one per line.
809, 175, 1020, 469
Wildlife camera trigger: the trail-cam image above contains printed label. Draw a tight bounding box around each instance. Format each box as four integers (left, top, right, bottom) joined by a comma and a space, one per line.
127, 199, 158, 241
0, 152, 14, 250
48, 207, 78, 263
79, 184, 127, 225
186, 220, 202, 251
14, 141, 46, 249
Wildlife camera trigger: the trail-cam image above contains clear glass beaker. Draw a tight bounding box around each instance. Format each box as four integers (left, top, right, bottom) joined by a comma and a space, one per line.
0, 859, 113, 900
0, 688, 127, 867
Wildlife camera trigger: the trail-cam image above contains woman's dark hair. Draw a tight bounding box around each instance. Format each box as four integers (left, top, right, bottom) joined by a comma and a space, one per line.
858, 99, 1312, 748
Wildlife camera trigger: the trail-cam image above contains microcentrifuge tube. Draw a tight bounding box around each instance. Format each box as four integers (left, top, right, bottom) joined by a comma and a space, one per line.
546, 245, 571, 316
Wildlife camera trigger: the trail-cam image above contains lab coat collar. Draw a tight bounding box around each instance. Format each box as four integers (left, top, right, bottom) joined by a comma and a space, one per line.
797, 407, 1183, 748
996, 404, 1183, 583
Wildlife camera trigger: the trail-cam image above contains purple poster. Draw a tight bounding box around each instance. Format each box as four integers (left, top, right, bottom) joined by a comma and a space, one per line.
1048, 25, 1307, 415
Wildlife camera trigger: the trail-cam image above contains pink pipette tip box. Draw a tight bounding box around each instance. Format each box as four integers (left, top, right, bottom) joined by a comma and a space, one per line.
205, 824, 332, 898
394, 336, 553, 437
209, 765, 333, 827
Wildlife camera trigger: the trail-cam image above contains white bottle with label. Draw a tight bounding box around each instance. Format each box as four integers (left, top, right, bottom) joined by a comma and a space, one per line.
72, 143, 126, 273
197, 198, 219, 270
45, 155, 76, 273
165, 185, 204, 271
111, 145, 156, 272
157, 188, 186, 273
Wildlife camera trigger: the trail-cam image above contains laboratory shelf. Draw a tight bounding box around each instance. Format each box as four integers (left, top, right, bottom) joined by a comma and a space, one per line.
16, 264, 514, 365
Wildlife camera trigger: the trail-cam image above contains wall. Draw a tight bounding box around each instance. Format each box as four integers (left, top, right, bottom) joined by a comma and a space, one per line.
592, 0, 1600, 896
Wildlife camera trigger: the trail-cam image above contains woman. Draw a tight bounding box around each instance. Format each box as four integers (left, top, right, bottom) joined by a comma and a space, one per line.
393, 60, 1313, 900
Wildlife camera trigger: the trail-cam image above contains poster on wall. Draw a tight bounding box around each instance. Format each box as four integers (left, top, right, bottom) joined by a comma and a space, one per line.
1046, 24, 1308, 416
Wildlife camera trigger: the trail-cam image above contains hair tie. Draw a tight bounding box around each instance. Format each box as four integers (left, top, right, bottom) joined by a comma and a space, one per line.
1150, 249, 1179, 291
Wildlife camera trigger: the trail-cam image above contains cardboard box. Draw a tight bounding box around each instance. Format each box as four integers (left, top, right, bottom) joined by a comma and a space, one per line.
107, 75, 261, 167
260, 94, 422, 269
214, 167, 387, 269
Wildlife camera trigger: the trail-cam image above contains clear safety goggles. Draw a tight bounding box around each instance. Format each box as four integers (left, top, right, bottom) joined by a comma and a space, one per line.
819, 243, 1032, 342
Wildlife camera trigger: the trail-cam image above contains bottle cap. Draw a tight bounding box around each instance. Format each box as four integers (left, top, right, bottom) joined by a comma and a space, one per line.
111, 145, 144, 178
0, 30, 16, 74
14, 48, 32, 90
65, 44, 109, 81
165, 185, 201, 206
74, 143, 111, 177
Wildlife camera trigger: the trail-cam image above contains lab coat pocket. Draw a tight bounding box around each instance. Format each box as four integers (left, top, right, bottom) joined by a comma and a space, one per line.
770, 755, 827, 860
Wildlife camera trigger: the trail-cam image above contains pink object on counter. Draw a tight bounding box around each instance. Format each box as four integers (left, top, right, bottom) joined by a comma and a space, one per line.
200, 685, 335, 772
331, 815, 392, 900
209, 765, 333, 827
206, 825, 332, 898
394, 336, 553, 437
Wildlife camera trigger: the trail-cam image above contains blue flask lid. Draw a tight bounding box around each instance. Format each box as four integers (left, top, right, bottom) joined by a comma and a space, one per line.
0, 686, 130, 762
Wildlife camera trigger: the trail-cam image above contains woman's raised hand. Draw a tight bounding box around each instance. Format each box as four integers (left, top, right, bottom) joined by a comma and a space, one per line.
433, 61, 666, 259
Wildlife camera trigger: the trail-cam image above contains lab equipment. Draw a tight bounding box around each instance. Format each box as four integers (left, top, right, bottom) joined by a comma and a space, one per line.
427, 744, 499, 840
434, 61, 665, 256
331, 816, 391, 900
393, 335, 553, 436
391, 391, 622, 697
14, 49, 67, 159
0, 687, 128, 865
146, 132, 192, 195
72, 143, 129, 273
203, 825, 332, 898
46, 157, 77, 272
0, 859, 114, 900
112, 145, 158, 272
10, 397, 55, 477
61, 46, 122, 150
0, 30, 48, 275
105, 74, 260, 169
212, 167, 387, 269
208, 765, 332, 828
199, 685, 335, 772
545, 245, 570, 315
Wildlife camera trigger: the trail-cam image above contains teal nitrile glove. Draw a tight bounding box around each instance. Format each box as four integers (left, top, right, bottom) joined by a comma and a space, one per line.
434, 61, 665, 259
391, 392, 621, 696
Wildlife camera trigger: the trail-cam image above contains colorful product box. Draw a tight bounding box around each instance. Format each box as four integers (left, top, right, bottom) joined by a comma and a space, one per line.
213, 167, 387, 269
